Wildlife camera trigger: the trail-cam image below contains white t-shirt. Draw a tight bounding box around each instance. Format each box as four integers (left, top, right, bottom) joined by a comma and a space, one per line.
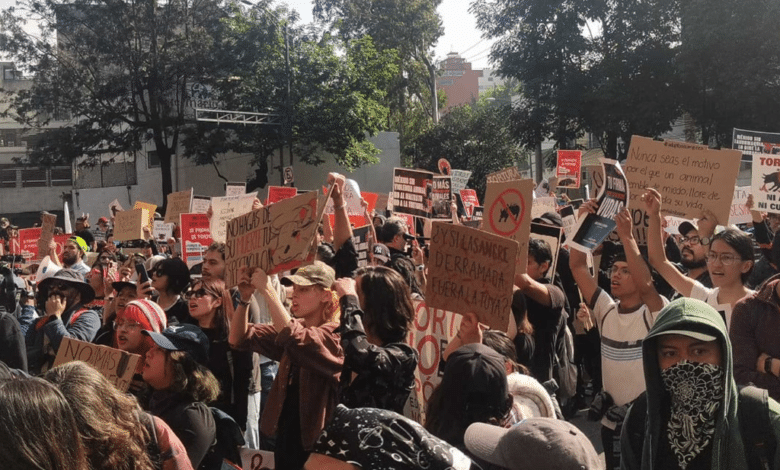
689, 282, 754, 331
592, 288, 666, 408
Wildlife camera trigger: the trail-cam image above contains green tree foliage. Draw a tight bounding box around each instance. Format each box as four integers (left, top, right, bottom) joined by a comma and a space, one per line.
409, 89, 526, 200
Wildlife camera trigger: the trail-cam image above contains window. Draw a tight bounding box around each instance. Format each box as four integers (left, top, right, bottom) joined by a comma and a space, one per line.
21, 168, 47, 187
0, 165, 16, 188
147, 150, 160, 168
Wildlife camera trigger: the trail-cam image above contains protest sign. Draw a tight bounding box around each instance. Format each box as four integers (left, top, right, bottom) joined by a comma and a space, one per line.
352, 225, 371, 268
397, 213, 416, 236
426, 222, 518, 331
438, 158, 451, 175
375, 193, 389, 213
486, 166, 522, 184
459, 189, 479, 219
430, 175, 452, 219
482, 178, 534, 270
664, 216, 692, 235
132, 201, 156, 228
109, 199, 123, 218
267, 186, 298, 204
19, 228, 42, 260
403, 299, 460, 424
472, 206, 483, 220
283, 165, 294, 185
152, 220, 173, 242
113, 209, 148, 242
191, 196, 211, 214
391, 168, 433, 218
224, 181, 246, 197
180, 214, 212, 268
556, 150, 582, 188
624, 136, 741, 230
531, 222, 563, 280
164, 189, 193, 224
450, 169, 472, 193
733, 128, 780, 162
224, 191, 318, 287
532, 196, 558, 219
586, 165, 604, 199
751, 157, 780, 215
559, 205, 577, 241
38, 213, 56, 257
240, 448, 274, 470
569, 158, 628, 253
729, 186, 751, 224
53, 338, 140, 392
209, 193, 258, 243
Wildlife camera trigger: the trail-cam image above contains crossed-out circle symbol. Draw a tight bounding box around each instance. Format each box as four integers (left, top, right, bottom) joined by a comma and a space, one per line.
489, 188, 525, 236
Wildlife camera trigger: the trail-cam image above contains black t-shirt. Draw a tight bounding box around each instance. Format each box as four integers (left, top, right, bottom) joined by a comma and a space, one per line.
525, 279, 566, 382
75, 229, 95, 247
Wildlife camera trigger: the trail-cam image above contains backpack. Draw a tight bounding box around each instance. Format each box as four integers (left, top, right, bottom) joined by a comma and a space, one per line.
553, 321, 578, 400
199, 407, 246, 470
625, 386, 776, 470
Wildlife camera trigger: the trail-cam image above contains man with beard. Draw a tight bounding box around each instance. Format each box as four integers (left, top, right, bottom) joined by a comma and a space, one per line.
621, 297, 780, 470
25, 269, 101, 374
676, 221, 712, 289
50, 236, 91, 280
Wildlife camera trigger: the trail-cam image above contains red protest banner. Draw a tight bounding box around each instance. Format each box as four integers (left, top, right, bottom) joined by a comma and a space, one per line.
556, 150, 582, 189
459, 189, 479, 218
267, 186, 298, 205
180, 214, 213, 268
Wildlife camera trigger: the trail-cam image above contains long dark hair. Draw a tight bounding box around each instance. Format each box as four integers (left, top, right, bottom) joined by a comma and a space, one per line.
167, 350, 221, 403
190, 278, 231, 339
710, 228, 755, 283
154, 258, 191, 294
356, 266, 415, 344
0, 377, 90, 470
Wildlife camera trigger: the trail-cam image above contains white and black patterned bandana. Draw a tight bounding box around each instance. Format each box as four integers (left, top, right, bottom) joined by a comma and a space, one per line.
661, 360, 725, 469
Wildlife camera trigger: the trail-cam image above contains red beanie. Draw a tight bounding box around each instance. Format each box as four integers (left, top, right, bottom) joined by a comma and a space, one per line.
119, 299, 167, 333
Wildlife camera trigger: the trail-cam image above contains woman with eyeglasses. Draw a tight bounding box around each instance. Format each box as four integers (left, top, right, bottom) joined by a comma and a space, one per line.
644, 188, 755, 329
150, 258, 195, 325
185, 279, 252, 427
110, 299, 167, 395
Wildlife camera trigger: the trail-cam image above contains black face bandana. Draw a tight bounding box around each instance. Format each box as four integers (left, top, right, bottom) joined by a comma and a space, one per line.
661, 360, 725, 469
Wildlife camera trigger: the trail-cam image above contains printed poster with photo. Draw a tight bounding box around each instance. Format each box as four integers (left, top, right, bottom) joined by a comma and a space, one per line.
569, 158, 628, 253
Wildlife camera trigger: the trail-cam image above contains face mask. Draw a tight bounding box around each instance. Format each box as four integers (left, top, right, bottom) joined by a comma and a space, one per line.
660, 360, 725, 469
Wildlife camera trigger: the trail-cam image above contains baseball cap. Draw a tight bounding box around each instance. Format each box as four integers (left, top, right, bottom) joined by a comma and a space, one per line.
442, 343, 508, 413
142, 324, 210, 364
280, 261, 335, 289
679, 221, 696, 237
533, 211, 563, 227
465, 419, 602, 470
371, 243, 391, 264
98, 217, 109, 224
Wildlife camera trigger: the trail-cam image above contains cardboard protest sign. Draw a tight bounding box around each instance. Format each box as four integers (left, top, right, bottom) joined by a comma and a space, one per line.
486, 166, 522, 184
624, 136, 741, 230
559, 205, 577, 241
548, 176, 558, 193
267, 186, 298, 205
482, 178, 534, 271
19, 228, 42, 260
164, 189, 193, 223
569, 158, 628, 253
729, 186, 751, 224
403, 299, 460, 424
152, 220, 173, 242
556, 150, 582, 188
733, 128, 780, 163
352, 225, 371, 268
209, 193, 258, 243
132, 201, 156, 228
191, 196, 211, 214
38, 213, 57, 257
240, 448, 275, 470
225, 181, 246, 197
664, 215, 692, 235
180, 214, 212, 268
751, 157, 780, 215
391, 168, 433, 218
426, 222, 518, 331
375, 193, 389, 213
224, 191, 318, 287
531, 222, 563, 280
112, 209, 148, 242
532, 197, 558, 219
450, 169, 472, 193
459, 189, 479, 219
430, 175, 452, 219
53, 338, 140, 392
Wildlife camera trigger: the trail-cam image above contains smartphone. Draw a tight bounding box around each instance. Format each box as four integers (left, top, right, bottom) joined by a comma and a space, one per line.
135, 263, 149, 284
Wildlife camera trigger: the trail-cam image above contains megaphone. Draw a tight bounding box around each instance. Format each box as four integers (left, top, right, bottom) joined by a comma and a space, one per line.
35, 256, 61, 284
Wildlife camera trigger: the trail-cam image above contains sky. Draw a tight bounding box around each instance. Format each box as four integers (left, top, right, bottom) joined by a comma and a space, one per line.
0, 0, 496, 69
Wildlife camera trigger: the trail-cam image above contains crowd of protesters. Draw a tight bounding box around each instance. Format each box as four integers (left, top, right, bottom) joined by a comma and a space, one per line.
2, 170, 780, 470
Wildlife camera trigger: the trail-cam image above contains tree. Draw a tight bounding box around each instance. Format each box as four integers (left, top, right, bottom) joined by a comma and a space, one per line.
409, 88, 527, 200
0, 0, 226, 202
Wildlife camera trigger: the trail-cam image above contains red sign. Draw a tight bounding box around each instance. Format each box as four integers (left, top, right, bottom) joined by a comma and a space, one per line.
556, 150, 582, 188
459, 189, 479, 219
180, 213, 213, 268
267, 186, 298, 205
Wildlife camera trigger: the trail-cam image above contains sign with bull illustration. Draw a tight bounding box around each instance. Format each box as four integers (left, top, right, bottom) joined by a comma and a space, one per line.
482, 178, 534, 273
752, 155, 780, 214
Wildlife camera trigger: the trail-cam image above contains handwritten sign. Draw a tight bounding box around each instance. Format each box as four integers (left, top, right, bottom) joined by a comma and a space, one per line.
482, 178, 534, 271
240, 448, 274, 470
53, 338, 140, 392
392, 168, 433, 218
209, 193, 258, 243
113, 209, 148, 242
192, 196, 211, 214
180, 214, 212, 268
532, 197, 558, 219
487, 166, 522, 184
556, 150, 582, 188
267, 186, 298, 205
426, 222, 517, 331
224, 191, 318, 287
164, 189, 193, 224
730, 186, 751, 224
38, 213, 57, 257
132, 201, 157, 228
450, 169, 472, 193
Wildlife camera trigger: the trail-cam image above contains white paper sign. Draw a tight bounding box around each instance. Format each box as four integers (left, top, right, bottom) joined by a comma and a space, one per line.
209, 192, 257, 243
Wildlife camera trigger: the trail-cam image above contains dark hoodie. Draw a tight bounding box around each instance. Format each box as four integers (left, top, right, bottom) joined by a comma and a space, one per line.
621, 297, 780, 470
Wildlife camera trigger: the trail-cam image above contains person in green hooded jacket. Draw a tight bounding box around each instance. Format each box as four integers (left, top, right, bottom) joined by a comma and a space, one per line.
621, 297, 780, 470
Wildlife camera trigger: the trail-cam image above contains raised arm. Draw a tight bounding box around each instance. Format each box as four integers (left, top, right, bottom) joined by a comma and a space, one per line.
329, 173, 353, 252
644, 188, 696, 298
568, 199, 599, 304
615, 207, 665, 312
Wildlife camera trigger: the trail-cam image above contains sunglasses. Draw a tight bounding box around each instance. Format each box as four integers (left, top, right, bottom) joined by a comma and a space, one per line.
184, 288, 213, 300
